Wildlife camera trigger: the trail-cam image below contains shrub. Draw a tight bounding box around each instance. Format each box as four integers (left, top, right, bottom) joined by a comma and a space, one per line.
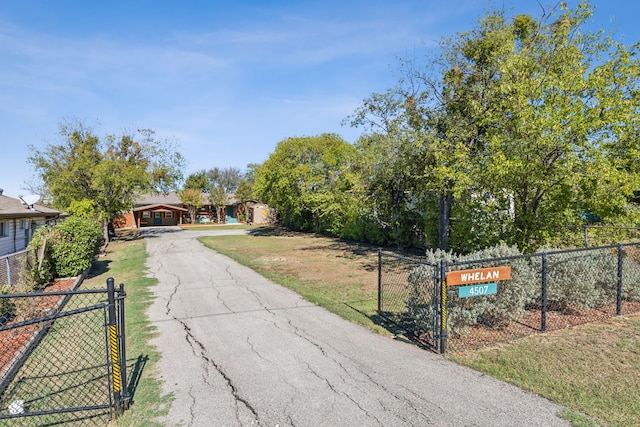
539, 249, 616, 311
406, 262, 438, 338
406, 243, 538, 337
50, 216, 103, 277
536, 247, 640, 310
453, 244, 538, 329
26, 216, 103, 287
406, 243, 640, 338
617, 246, 640, 301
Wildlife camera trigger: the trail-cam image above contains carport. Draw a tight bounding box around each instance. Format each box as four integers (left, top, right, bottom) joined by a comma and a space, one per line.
132, 204, 187, 227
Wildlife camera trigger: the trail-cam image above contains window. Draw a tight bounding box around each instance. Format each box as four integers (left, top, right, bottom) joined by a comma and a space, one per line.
142, 211, 151, 218
165, 211, 173, 218
0, 222, 6, 237
20, 219, 26, 230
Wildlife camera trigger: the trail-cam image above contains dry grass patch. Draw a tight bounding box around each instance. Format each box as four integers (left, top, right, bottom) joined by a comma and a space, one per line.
199, 231, 385, 333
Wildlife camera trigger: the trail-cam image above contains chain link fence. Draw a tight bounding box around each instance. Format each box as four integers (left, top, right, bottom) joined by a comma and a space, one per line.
377, 252, 440, 350
0, 249, 34, 289
0, 279, 127, 425
379, 242, 640, 354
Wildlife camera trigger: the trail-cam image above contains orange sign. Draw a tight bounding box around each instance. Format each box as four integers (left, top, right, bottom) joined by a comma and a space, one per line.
446, 266, 511, 286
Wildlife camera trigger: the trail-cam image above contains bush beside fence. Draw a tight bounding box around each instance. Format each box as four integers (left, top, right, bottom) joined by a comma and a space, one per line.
379, 242, 640, 353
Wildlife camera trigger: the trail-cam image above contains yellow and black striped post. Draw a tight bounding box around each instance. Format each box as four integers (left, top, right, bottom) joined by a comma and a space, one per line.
439, 260, 448, 354
107, 278, 123, 415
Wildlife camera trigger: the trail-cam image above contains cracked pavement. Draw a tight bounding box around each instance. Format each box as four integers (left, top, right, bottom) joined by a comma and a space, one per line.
145, 227, 569, 426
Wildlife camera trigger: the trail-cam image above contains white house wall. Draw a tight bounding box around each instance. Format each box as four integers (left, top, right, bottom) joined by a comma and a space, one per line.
0, 217, 47, 257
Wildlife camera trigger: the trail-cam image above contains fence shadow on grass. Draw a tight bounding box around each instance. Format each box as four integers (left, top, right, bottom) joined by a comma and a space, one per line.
343, 302, 438, 351
87, 258, 112, 278
126, 354, 149, 405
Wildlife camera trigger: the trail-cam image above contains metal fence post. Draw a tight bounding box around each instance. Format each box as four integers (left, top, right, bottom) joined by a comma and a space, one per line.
617, 245, 623, 315
117, 283, 129, 408
541, 253, 548, 332
377, 249, 382, 314
439, 259, 447, 354
584, 225, 589, 247
107, 278, 123, 415
6, 257, 11, 286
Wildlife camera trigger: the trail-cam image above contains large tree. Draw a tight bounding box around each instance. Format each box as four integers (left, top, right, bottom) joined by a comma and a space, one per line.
234, 165, 259, 222
460, 2, 640, 250
346, 93, 430, 246
204, 167, 242, 223
179, 187, 204, 224
180, 171, 208, 223
350, 1, 640, 252
29, 121, 185, 240
183, 170, 210, 193
254, 134, 360, 234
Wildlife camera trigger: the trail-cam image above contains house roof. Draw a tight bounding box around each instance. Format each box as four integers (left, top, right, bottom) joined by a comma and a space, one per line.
132, 203, 188, 212
135, 192, 183, 206
135, 192, 241, 206
0, 194, 62, 219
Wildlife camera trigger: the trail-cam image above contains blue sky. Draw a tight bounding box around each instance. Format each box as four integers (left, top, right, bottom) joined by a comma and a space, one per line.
1, 1, 638, 198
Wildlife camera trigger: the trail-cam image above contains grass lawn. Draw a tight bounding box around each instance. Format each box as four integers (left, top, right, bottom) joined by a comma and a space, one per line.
199, 230, 640, 427
83, 239, 171, 427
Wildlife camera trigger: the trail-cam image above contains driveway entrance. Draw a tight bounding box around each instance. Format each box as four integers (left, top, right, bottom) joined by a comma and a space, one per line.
145, 227, 569, 426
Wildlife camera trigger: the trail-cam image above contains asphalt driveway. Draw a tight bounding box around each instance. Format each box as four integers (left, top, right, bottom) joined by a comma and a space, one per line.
145, 227, 569, 426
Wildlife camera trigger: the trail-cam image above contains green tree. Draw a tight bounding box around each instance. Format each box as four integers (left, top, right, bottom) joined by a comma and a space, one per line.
66, 199, 98, 219
181, 171, 208, 224
352, 1, 640, 252
29, 120, 185, 240
208, 185, 228, 224
204, 167, 243, 223
183, 170, 210, 192
179, 187, 204, 224
346, 89, 433, 246
254, 134, 360, 234
207, 167, 242, 194
468, 3, 640, 250
232, 164, 260, 222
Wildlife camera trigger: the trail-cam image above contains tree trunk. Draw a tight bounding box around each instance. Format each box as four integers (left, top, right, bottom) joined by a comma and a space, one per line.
438, 192, 452, 250
101, 218, 110, 255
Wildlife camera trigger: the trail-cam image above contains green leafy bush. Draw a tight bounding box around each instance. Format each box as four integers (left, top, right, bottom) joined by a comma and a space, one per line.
539, 249, 616, 310
50, 216, 103, 277
26, 216, 103, 287
454, 244, 538, 329
622, 249, 640, 301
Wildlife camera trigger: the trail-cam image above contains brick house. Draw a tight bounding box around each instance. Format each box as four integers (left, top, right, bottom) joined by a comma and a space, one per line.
114, 192, 271, 228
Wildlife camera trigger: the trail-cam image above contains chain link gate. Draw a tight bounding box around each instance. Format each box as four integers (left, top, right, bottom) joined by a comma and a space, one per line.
0, 277, 127, 425
377, 251, 441, 351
